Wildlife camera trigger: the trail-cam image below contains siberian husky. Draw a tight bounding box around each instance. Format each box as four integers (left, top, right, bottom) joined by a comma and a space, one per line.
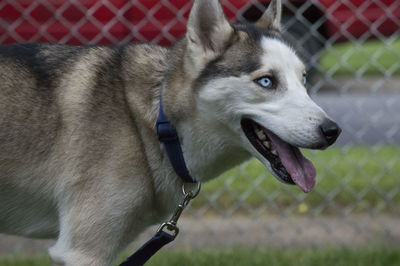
0, 0, 340, 265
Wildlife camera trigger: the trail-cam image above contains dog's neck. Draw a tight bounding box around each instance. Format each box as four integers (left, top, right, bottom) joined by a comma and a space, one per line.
123, 42, 249, 187
174, 114, 250, 183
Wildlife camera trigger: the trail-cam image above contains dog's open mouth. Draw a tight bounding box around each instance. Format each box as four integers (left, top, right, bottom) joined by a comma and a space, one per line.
241, 119, 316, 193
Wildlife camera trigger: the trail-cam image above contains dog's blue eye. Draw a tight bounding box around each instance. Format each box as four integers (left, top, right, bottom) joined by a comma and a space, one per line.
303, 75, 307, 85
256, 76, 273, 89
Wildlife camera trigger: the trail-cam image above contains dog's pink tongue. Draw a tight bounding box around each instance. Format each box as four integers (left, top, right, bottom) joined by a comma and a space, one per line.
268, 133, 316, 193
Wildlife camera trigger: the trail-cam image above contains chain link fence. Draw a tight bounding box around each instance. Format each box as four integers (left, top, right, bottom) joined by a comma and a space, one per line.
0, 0, 399, 252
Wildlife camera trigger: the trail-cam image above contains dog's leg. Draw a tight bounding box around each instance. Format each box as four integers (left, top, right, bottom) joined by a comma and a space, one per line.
48, 188, 152, 266
48, 215, 126, 266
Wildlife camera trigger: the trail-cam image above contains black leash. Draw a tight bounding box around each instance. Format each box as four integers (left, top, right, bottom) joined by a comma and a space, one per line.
119, 96, 201, 266
119, 232, 174, 266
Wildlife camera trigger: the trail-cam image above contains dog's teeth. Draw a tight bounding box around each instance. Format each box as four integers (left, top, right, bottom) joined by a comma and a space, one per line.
271, 149, 278, 155
263, 141, 270, 149
256, 130, 267, 141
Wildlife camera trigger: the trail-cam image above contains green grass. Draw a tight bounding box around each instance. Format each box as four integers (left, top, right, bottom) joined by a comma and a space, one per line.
2, 247, 399, 266
0, 255, 50, 266
142, 247, 400, 266
320, 39, 400, 76
192, 146, 400, 214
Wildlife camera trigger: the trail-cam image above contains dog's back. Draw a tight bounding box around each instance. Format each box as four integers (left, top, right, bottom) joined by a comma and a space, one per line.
0, 43, 168, 237
0, 43, 65, 160
0, 43, 122, 181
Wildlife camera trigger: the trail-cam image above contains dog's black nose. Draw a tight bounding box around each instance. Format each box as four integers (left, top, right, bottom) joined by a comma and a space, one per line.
320, 119, 341, 145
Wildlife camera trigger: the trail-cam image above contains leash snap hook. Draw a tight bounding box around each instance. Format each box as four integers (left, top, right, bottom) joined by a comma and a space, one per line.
156, 222, 179, 238
156, 183, 201, 238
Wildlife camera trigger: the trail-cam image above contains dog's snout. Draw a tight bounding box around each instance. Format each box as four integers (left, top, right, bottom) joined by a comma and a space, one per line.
319, 119, 341, 145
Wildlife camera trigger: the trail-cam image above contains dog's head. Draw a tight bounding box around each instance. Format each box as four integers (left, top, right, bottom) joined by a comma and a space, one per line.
165, 0, 341, 193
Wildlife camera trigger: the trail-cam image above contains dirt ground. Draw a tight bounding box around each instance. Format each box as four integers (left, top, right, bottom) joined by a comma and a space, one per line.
1, 214, 399, 255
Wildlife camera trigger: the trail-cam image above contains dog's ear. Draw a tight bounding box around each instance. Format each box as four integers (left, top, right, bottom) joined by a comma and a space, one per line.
256, 0, 282, 29
185, 0, 233, 73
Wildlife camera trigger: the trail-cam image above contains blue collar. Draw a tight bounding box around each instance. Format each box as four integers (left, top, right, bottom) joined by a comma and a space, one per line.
156, 97, 196, 183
